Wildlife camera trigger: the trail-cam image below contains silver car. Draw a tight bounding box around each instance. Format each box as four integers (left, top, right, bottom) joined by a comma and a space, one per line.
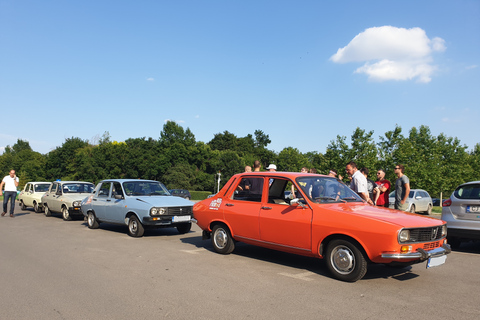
42, 181, 95, 220
18, 182, 52, 213
388, 189, 433, 214
441, 181, 480, 248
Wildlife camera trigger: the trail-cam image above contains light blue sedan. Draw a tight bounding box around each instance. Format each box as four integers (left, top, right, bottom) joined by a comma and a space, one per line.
81, 179, 194, 237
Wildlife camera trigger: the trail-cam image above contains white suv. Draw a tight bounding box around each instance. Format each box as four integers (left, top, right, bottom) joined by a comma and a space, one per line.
441, 181, 480, 248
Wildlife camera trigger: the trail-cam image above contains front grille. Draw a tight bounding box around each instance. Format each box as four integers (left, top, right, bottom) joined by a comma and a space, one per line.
167, 206, 193, 215
423, 241, 440, 250
408, 227, 444, 243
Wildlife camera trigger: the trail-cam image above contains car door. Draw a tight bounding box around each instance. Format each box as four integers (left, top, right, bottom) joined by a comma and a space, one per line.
51, 183, 64, 212
222, 176, 264, 240
24, 183, 34, 206
259, 178, 312, 251
104, 182, 127, 223
92, 182, 111, 220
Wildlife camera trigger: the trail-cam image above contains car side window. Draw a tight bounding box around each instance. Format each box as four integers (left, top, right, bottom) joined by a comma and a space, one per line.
111, 182, 123, 198
26, 184, 32, 192
233, 177, 263, 202
98, 182, 111, 197
268, 179, 291, 205
50, 184, 58, 194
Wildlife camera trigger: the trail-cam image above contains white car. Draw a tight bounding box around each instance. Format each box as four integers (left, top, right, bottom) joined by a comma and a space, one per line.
389, 189, 433, 214
18, 182, 52, 213
42, 181, 95, 220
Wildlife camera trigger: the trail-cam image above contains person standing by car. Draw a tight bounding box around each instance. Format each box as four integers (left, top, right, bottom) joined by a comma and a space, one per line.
1, 170, 19, 217
375, 169, 391, 207
394, 164, 410, 211
360, 168, 380, 205
346, 162, 373, 205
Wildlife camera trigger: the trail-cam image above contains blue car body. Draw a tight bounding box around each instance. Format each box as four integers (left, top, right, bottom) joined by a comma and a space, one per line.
81, 179, 194, 237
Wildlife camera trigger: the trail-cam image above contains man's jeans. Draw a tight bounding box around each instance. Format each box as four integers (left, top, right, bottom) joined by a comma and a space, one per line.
3, 191, 16, 214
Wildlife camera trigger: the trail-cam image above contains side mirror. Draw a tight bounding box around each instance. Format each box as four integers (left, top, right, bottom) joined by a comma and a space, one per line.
114, 194, 124, 200
56, 190, 62, 195
415, 196, 422, 200
290, 198, 306, 208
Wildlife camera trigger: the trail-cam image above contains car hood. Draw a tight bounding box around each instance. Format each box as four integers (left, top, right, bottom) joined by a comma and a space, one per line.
315, 202, 443, 227
131, 195, 193, 207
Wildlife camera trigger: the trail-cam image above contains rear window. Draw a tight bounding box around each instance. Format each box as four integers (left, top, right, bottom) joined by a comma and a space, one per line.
454, 184, 480, 200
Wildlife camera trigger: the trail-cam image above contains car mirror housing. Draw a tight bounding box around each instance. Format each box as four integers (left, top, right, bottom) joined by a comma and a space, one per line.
114, 194, 124, 200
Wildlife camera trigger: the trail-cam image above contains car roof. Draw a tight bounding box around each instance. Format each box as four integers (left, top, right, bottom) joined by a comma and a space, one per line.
458, 181, 480, 186
25, 181, 52, 184
98, 179, 160, 183
233, 172, 329, 178
54, 181, 93, 184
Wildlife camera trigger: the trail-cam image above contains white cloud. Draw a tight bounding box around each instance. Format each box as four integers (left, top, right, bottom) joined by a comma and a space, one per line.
330, 26, 446, 83
147, 77, 155, 81
466, 65, 478, 70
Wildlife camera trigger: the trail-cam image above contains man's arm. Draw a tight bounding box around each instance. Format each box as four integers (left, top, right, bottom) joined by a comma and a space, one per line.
401, 182, 410, 204
0, 181, 4, 195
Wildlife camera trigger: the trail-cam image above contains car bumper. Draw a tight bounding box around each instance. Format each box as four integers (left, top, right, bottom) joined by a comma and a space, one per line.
68, 207, 83, 215
142, 215, 195, 226
381, 243, 451, 261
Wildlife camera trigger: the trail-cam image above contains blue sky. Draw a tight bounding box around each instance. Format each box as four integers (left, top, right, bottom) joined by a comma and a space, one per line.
1, 0, 479, 155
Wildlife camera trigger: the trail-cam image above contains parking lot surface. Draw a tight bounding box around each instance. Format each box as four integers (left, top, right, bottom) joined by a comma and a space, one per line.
1, 205, 479, 319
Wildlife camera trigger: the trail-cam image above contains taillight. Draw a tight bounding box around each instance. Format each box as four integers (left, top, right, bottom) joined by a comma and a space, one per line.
443, 198, 452, 207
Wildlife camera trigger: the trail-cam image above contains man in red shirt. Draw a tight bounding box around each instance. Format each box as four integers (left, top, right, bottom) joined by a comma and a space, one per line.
375, 169, 391, 207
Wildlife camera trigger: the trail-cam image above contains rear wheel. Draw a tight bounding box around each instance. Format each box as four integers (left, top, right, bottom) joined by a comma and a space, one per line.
87, 212, 99, 229
127, 215, 144, 237
409, 204, 416, 213
325, 239, 367, 282
62, 207, 72, 221
44, 204, 51, 216
211, 224, 235, 254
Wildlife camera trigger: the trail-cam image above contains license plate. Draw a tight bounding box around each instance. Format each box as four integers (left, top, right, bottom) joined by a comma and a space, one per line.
427, 255, 447, 268
172, 215, 191, 223
466, 205, 480, 213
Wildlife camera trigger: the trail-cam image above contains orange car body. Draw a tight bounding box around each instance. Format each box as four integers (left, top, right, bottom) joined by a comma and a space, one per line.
194, 172, 450, 281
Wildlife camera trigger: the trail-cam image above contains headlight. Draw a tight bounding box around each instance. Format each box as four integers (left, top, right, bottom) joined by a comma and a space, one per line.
73, 200, 81, 207
441, 225, 447, 237
150, 207, 166, 216
399, 229, 410, 243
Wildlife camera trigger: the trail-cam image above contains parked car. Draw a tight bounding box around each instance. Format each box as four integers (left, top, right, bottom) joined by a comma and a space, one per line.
194, 172, 450, 282
169, 189, 191, 200
81, 179, 194, 237
388, 189, 433, 214
42, 181, 94, 220
18, 182, 52, 213
432, 198, 445, 206
441, 181, 480, 248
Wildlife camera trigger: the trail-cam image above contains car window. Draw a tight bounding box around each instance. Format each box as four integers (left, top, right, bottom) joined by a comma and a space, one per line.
296, 176, 362, 203
409, 191, 414, 198
268, 178, 292, 205
50, 184, 58, 193
112, 182, 123, 198
233, 177, 264, 202
35, 184, 50, 192
25, 183, 32, 192
63, 183, 94, 193
454, 184, 480, 200
98, 182, 111, 197
123, 181, 169, 196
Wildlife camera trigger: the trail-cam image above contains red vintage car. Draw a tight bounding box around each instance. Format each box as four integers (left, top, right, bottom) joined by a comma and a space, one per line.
193, 172, 451, 282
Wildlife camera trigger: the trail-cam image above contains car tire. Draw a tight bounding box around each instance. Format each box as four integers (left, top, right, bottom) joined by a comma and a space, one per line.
20, 201, 27, 210
325, 239, 367, 282
62, 206, 72, 221
176, 223, 191, 234
87, 212, 99, 229
127, 215, 144, 237
33, 202, 41, 213
409, 204, 416, 213
44, 204, 51, 217
425, 204, 432, 215
211, 224, 235, 254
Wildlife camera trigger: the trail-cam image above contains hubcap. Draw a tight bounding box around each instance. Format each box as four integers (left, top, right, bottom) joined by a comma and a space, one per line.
130, 220, 137, 233
88, 214, 94, 226
214, 229, 228, 249
331, 246, 355, 274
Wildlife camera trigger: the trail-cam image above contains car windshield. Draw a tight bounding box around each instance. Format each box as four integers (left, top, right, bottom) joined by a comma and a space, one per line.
454, 184, 480, 199
63, 183, 94, 193
295, 177, 363, 203
35, 184, 51, 192
123, 181, 170, 196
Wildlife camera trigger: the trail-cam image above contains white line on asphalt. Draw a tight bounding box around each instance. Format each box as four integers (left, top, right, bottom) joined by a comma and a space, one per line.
278, 271, 316, 281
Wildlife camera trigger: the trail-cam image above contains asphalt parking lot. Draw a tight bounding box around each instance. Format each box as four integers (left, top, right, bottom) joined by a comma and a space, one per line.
1, 204, 479, 320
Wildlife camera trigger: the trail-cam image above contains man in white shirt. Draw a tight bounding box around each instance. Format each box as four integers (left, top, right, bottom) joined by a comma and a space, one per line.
1, 170, 19, 217
345, 162, 373, 205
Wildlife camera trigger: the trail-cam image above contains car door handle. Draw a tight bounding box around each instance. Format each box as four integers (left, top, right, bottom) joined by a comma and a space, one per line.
92, 199, 97, 201
226, 203, 234, 206
106, 199, 111, 202
261, 206, 272, 210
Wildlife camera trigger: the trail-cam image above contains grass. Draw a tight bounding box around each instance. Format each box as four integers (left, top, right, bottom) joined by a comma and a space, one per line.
432, 206, 442, 214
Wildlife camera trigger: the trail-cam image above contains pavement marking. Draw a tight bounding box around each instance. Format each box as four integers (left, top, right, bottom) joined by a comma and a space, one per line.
181, 248, 206, 254
278, 270, 316, 281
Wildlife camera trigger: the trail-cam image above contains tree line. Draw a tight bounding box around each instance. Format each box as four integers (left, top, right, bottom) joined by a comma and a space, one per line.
1, 121, 479, 198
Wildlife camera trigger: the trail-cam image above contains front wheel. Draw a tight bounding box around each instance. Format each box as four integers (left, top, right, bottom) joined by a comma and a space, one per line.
325, 239, 367, 282
87, 212, 99, 229
20, 201, 27, 210
34, 202, 41, 213
409, 204, 416, 213
127, 215, 144, 237
176, 223, 191, 234
425, 204, 432, 215
62, 207, 72, 221
211, 224, 235, 254
44, 204, 51, 217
